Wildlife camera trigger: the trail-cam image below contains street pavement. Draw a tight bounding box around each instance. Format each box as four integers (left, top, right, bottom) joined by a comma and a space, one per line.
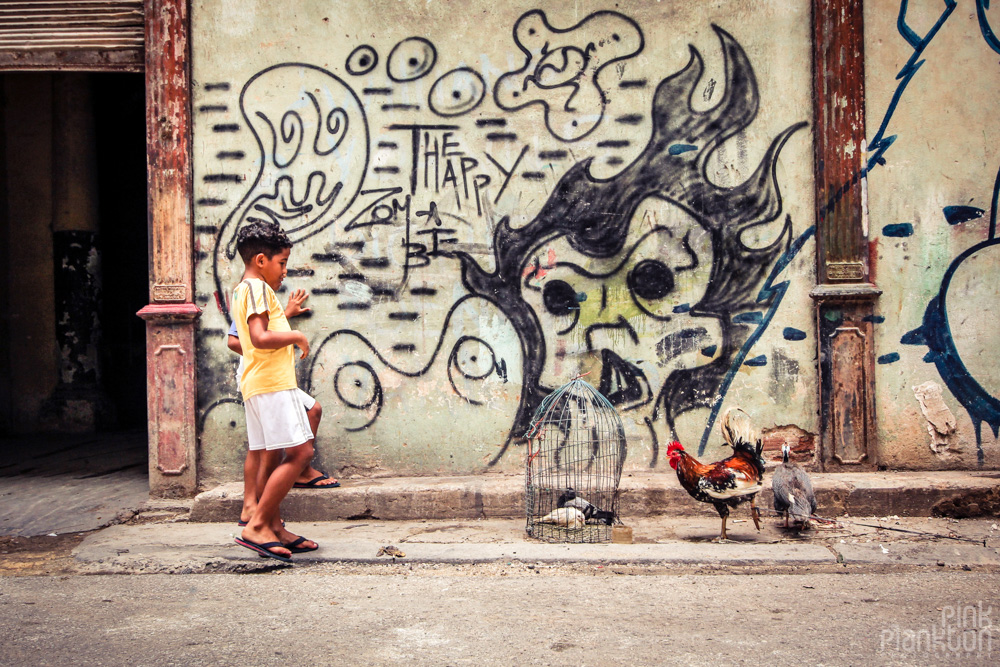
3, 440, 1000, 666
69, 513, 1000, 575
1, 567, 997, 665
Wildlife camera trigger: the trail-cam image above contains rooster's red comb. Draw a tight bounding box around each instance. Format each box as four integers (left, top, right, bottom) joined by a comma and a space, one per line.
666, 441, 683, 454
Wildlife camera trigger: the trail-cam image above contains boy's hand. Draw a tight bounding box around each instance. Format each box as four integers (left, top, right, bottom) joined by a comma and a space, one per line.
285, 289, 311, 318
296, 332, 310, 359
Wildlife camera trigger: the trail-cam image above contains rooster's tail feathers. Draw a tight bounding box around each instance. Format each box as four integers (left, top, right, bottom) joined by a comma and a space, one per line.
721, 407, 760, 451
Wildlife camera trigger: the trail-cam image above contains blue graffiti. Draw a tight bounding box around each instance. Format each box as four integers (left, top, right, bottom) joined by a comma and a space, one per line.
698, 222, 816, 454
782, 327, 807, 341
668, 143, 698, 155
882, 223, 914, 237
943, 206, 986, 225
902, 165, 1000, 466
977, 0, 1000, 54
866, 0, 956, 174
691, 0, 965, 455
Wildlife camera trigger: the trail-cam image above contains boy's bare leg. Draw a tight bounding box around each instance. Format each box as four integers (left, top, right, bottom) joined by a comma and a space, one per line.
294, 402, 338, 487
257, 449, 287, 531
243, 440, 313, 553
241, 450, 262, 524
258, 449, 282, 499
273, 434, 320, 550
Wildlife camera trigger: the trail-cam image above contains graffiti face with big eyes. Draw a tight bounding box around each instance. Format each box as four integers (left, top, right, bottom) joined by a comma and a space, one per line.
521, 201, 723, 444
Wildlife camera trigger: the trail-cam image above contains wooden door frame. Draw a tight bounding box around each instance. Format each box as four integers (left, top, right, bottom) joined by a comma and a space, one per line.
136, 0, 200, 496
811, 0, 880, 471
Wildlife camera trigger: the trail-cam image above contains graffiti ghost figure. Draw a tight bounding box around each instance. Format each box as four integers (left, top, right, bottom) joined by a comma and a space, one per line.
213, 63, 369, 316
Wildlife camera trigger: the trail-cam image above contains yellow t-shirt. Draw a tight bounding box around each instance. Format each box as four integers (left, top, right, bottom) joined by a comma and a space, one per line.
232, 279, 297, 400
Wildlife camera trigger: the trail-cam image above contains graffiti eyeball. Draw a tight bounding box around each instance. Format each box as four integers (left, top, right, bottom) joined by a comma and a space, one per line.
542, 280, 582, 318
628, 259, 675, 301
333, 361, 383, 431
387, 37, 437, 82
451, 337, 497, 381
428, 67, 486, 117
515, 11, 547, 46
345, 45, 378, 75
448, 336, 500, 406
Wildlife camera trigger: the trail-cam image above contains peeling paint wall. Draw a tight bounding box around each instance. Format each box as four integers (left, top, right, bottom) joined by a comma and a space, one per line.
191, 0, 818, 483
867, 2, 1000, 469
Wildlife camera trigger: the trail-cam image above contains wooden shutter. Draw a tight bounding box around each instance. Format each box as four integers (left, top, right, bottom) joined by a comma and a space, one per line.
0, 0, 144, 71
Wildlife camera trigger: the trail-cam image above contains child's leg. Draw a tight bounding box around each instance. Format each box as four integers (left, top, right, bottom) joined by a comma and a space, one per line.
257, 449, 282, 499
266, 440, 319, 551
296, 400, 338, 486
253, 405, 311, 525
246, 440, 313, 539
307, 400, 322, 438
257, 448, 287, 532
240, 390, 317, 554
241, 449, 262, 523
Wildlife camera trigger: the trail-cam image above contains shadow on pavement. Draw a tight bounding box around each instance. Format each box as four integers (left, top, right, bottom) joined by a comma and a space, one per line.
0, 429, 149, 536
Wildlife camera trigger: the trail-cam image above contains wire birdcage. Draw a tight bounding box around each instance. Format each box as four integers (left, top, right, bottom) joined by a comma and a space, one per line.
524, 378, 626, 543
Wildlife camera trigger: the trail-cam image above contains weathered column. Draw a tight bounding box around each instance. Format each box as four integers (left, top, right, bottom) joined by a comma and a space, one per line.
811, 0, 879, 470
45, 73, 111, 431
137, 0, 200, 496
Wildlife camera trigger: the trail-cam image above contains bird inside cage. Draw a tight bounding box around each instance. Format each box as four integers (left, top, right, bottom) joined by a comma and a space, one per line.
557, 488, 615, 525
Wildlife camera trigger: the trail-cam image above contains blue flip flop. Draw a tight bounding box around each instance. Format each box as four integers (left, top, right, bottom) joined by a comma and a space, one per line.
293, 474, 340, 489
234, 537, 292, 563
283, 536, 319, 553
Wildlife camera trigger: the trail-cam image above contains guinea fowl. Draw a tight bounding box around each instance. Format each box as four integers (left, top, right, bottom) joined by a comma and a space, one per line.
667, 408, 765, 541
772, 444, 817, 529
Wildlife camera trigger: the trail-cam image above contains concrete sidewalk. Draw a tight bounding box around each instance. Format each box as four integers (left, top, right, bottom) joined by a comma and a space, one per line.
73, 514, 1000, 574
190, 470, 1000, 523
64, 469, 990, 575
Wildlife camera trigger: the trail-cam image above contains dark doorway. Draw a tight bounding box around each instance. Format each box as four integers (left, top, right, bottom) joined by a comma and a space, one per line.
0, 74, 149, 532
92, 73, 148, 429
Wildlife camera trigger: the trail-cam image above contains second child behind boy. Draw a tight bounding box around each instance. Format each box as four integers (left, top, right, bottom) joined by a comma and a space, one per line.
231, 221, 318, 562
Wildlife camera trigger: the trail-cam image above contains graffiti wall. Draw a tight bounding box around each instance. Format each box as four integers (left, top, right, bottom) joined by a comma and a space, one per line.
868, 1, 1000, 469
191, 0, 816, 481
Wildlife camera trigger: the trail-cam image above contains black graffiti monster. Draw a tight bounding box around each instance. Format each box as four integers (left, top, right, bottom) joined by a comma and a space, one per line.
448, 26, 806, 465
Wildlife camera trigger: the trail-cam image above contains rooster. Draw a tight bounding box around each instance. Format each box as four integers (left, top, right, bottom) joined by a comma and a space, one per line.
772, 444, 817, 529
667, 408, 765, 541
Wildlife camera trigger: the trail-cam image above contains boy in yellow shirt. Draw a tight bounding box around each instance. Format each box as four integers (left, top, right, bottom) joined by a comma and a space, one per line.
226, 292, 338, 531
231, 221, 317, 562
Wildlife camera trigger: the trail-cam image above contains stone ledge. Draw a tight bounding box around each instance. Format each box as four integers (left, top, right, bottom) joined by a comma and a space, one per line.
189, 471, 1000, 523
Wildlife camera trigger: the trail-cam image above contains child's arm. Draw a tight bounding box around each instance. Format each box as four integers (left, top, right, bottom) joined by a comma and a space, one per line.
284, 288, 311, 319
226, 320, 242, 355
247, 312, 310, 359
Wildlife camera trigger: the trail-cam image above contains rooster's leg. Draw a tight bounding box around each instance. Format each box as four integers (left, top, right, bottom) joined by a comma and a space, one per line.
750, 496, 761, 531
783, 512, 789, 528
714, 503, 730, 542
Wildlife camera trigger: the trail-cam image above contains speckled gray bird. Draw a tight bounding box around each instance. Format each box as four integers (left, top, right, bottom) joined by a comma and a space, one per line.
771, 444, 817, 529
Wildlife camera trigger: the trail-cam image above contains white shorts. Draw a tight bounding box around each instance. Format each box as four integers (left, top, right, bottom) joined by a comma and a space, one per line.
296, 388, 316, 411
244, 388, 314, 451
236, 357, 316, 412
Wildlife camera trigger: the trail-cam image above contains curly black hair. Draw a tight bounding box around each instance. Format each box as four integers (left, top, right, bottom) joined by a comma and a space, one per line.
235, 221, 292, 263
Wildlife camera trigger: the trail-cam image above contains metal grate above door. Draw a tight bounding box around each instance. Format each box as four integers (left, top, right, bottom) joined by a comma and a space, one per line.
0, 0, 144, 71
